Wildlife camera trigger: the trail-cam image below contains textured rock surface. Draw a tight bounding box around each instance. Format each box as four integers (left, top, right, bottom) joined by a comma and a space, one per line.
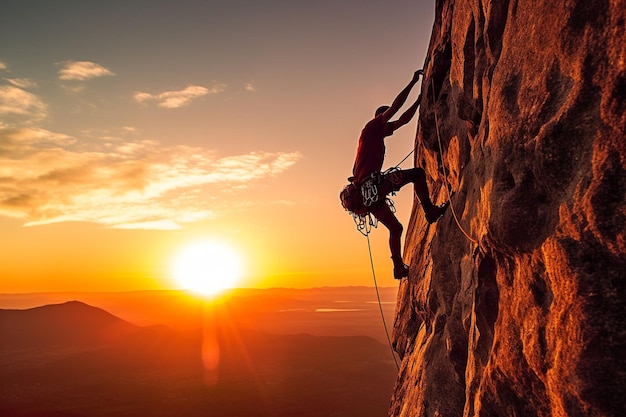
390, 1, 625, 416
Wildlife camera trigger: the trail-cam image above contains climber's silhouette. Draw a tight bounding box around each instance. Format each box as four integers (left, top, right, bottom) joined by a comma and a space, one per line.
342, 70, 448, 279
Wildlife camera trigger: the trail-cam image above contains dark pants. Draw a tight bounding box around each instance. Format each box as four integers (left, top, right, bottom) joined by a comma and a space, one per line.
369, 168, 433, 263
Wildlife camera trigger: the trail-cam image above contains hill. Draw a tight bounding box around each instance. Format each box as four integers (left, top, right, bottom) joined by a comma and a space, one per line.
0, 286, 399, 343
0, 300, 397, 417
0, 301, 138, 347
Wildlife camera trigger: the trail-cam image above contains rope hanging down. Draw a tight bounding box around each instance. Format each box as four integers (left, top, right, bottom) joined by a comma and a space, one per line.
389, 117, 418, 171
366, 234, 400, 371
430, 80, 478, 245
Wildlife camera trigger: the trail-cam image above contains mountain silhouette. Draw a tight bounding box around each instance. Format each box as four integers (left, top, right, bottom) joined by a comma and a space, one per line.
0, 300, 138, 347
0, 299, 397, 417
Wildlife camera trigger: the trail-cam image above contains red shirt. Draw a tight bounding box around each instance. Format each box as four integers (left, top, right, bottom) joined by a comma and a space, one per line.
352, 115, 391, 184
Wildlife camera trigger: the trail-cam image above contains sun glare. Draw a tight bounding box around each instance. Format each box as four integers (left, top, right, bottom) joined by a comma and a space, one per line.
171, 240, 243, 296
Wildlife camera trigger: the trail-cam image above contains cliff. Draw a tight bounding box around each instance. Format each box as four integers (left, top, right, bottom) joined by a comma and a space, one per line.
390, 1, 625, 416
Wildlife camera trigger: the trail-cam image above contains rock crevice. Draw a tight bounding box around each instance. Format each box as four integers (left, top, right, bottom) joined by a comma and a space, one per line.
390, 1, 626, 416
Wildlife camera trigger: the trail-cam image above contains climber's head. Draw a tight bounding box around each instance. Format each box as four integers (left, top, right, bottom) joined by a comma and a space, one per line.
375, 105, 390, 117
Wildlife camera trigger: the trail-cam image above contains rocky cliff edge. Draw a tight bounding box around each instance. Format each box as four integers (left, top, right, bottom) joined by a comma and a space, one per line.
390, 1, 625, 416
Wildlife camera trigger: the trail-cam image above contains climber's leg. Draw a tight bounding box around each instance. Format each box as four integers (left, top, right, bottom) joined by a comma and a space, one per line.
370, 202, 408, 279
384, 168, 449, 223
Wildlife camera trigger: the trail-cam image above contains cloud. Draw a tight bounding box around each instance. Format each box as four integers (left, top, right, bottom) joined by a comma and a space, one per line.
134, 83, 226, 108
5, 78, 38, 89
0, 126, 301, 229
245, 82, 256, 92
0, 85, 47, 121
57, 60, 115, 81
0, 61, 7, 71
0, 127, 75, 155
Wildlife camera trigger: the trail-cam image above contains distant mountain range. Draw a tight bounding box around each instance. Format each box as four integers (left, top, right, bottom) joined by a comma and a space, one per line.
0, 287, 399, 342
0, 301, 137, 347
0, 298, 398, 417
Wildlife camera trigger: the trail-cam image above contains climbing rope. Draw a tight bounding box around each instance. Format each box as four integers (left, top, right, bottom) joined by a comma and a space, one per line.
366, 233, 400, 371
431, 80, 478, 244
388, 120, 417, 173
394, 147, 415, 168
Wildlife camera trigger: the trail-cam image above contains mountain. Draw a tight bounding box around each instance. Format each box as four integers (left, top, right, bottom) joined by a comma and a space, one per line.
389, 1, 625, 416
0, 300, 397, 417
0, 301, 138, 347
0, 286, 400, 343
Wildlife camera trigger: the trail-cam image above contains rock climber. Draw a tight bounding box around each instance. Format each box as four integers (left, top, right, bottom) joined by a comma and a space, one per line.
345, 69, 448, 279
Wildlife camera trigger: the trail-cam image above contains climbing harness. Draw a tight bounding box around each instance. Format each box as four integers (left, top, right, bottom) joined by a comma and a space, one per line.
341, 168, 400, 237
430, 79, 478, 244
361, 173, 381, 207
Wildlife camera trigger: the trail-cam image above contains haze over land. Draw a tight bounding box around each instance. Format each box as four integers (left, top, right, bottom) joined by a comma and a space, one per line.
1, 287, 398, 417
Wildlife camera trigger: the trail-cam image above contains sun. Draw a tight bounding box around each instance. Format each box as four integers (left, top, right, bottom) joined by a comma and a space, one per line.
171, 240, 244, 296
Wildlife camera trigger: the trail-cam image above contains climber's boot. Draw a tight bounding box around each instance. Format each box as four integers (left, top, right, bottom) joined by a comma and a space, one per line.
424, 201, 450, 224
392, 257, 409, 280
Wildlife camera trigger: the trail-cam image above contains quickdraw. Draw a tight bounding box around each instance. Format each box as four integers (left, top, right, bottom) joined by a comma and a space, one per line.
341, 170, 401, 236
352, 212, 377, 236
351, 197, 396, 237
361, 175, 380, 207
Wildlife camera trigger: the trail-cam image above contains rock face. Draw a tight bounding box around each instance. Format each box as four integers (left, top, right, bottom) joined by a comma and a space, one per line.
390, 1, 625, 416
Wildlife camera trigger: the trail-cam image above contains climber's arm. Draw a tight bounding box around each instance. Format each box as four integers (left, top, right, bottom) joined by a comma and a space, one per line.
379, 70, 423, 123
387, 95, 421, 133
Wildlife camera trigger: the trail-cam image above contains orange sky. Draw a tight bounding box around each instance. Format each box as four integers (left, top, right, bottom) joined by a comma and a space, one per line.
0, 1, 435, 293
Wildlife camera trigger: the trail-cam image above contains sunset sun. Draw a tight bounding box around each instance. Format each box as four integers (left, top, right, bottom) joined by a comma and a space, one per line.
171, 240, 243, 296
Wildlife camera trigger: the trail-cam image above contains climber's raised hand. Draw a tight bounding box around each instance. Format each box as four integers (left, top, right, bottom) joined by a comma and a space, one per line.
412, 69, 424, 83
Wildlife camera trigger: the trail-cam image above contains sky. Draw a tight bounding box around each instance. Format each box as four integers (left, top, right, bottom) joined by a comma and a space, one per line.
0, 0, 435, 293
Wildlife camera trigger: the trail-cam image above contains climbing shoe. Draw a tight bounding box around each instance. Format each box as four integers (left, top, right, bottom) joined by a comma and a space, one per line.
393, 262, 409, 280
425, 201, 450, 224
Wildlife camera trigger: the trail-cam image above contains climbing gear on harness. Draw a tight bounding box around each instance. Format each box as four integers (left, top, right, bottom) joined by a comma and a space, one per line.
350, 198, 396, 237
353, 211, 377, 236
339, 179, 378, 237
361, 172, 383, 207
340, 171, 398, 237
340, 182, 368, 216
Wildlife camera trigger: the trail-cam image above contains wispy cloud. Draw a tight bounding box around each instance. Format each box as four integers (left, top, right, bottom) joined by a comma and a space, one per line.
0, 85, 47, 121
0, 126, 301, 229
4, 78, 38, 89
0, 61, 7, 71
134, 83, 226, 108
57, 60, 115, 81
245, 82, 256, 92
